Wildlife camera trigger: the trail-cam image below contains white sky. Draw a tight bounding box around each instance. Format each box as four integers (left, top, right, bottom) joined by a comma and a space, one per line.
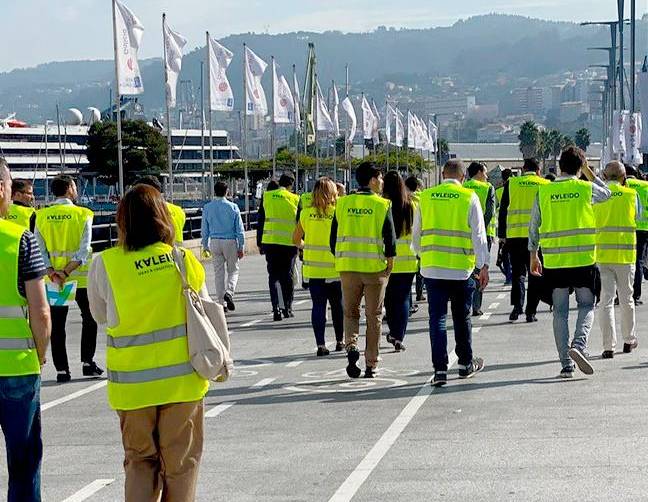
0, 0, 638, 72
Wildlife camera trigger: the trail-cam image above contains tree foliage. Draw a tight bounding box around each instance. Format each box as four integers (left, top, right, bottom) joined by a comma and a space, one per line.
574, 128, 591, 151
518, 121, 540, 159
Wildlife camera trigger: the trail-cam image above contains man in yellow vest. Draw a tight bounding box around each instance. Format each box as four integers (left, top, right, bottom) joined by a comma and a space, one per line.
330, 162, 396, 378
257, 173, 300, 321
135, 176, 186, 244
595, 161, 639, 359
498, 158, 549, 322
0, 158, 51, 501
35, 175, 101, 383
495, 168, 512, 285
5, 179, 36, 231
405, 175, 425, 305
529, 147, 611, 378
464, 162, 496, 317
625, 165, 648, 304
412, 159, 489, 387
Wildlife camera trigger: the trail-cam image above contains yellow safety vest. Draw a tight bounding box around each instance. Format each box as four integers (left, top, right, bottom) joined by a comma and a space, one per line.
594, 182, 637, 265
0, 221, 40, 376
5, 204, 34, 230
35, 204, 93, 288
262, 188, 299, 246
300, 205, 338, 280
538, 179, 596, 269
495, 186, 503, 206
335, 193, 391, 273
626, 178, 648, 231
101, 242, 209, 411
507, 174, 550, 239
419, 183, 476, 273
166, 202, 186, 244
463, 179, 495, 238
300, 192, 313, 210
392, 200, 418, 274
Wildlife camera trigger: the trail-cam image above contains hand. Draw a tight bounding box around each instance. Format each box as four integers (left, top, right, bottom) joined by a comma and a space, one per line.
237, 250, 245, 259
478, 266, 489, 290
384, 258, 394, 277
581, 160, 595, 182
530, 253, 543, 276
258, 244, 265, 255
49, 271, 65, 287
201, 249, 212, 260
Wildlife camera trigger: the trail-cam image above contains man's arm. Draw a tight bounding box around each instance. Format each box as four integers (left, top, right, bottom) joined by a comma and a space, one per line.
25, 278, 50, 365
484, 185, 495, 228
33, 227, 52, 270
528, 195, 541, 252
234, 207, 245, 257
201, 205, 210, 251
497, 181, 510, 240
329, 214, 338, 255
87, 256, 108, 325
590, 176, 612, 204
256, 200, 265, 248
64, 215, 93, 278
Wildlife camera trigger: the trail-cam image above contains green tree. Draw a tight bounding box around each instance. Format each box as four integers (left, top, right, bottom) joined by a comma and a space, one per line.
574, 128, 591, 151
518, 121, 540, 159
537, 129, 552, 171
437, 138, 449, 163
85, 120, 167, 185
548, 129, 565, 170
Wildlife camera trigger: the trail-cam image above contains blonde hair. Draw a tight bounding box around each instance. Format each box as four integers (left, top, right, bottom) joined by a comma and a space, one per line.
312, 177, 337, 216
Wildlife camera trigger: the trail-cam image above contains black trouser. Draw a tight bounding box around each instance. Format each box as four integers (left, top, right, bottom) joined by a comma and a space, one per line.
507, 238, 542, 315
308, 279, 344, 345
415, 272, 424, 300
633, 230, 648, 300
50, 288, 98, 372
264, 244, 297, 312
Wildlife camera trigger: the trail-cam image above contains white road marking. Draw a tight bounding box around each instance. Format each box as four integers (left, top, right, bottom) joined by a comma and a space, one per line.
473, 326, 482, 333
42, 380, 107, 412
294, 299, 308, 306
496, 293, 506, 300
286, 360, 304, 368
479, 312, 492, 321
251, 377, 276, 388
205, 402, 236, 418
328, 354, 459, 502
240, 319, 262, 328
487, 302, 500, 310
61, 478, 114, 502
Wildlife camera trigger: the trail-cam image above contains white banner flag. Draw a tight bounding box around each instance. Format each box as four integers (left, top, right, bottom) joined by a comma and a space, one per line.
613, 111, 627, 155
272, 61, 294, 124
361, 95, 374, 140
342, 96, 357, 143
395, 108, 404, 147
316, 82, 334, 132
371, 100, 380, 144
332, 84, 340, 136
626, 112, 643, 166
639, 72, 648, 152
293, 71, 301, 131
114, 1, 144, 95
407, 111, 418, 148
245, 46, 268, 116
163, 18, 186, 108
385, 105, 394, 144
208, 38, 234, 111
429, 120, 438, 153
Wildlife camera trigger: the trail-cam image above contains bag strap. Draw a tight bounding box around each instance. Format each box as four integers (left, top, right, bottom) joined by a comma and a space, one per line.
172, 246, 190, 290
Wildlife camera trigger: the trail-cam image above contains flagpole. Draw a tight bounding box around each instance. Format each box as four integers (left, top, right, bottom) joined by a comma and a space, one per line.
111, 0, 125, 197
271, 56, 276, 178
385, 100, 390, 172
332, 80, 337, 182
162, 14, 174, 201
206, 32, 215, 199
345, 64, 350, 188
242, 43, 249, 228
372, 99, 377, 158
292, 64, 299, 190
200, 61, 206, 199
361, 92, 366, 160
315, 74, 320, 179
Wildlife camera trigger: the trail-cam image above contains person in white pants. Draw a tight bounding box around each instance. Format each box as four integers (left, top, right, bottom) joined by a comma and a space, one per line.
595, 161, 640, 358
201, 181, 245, 311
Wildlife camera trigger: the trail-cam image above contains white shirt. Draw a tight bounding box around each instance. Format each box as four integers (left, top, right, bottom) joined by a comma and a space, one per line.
412, 179, 490, 281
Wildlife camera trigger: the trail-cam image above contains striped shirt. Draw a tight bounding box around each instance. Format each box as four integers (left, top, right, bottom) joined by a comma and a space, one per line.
18, 230, 47, 297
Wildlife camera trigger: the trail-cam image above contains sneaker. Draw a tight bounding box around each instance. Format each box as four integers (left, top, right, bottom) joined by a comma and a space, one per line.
635, 299, 644, 306
364, 367, 376, 379
82, 361, 104, 377
345, 348, 362, 379
509, 308, 522, 321
57, 370, 71, 383
223, 293, 235, 311
282, 308, 295, 319
472, 310, 483, 317
568, 347, 594, 375
559, 366, 575, 378
273, 310, 283, 322
432, 371, 447, 387
525, 314, 538, 323
624, 340, 638, 353
458, 357, 485, 379
335, 342, 344, 352
316, 346, 330, 357
394, 341, 406, 352
385, 333, 395, 346
409, 304, 419, 316
601, 350, 615, 359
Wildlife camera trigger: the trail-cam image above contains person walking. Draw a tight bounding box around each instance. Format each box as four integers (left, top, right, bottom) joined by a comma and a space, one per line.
34, 175, 101, 383
201, 181, 245, 312
257, 173, 300, 321
330, 162, 395, 378
0, 159, 51, 502
405, 175, 425, 304
293, 177, 344, 356
88, 185, 209, 502
463, 162, 496, 317
135, 176, 186, 244
496, 169, 512, 285
383, 171, 417, 352
625, 166, 648, 305
595, 161, 639, 358
498, 158, 549, 323
5, 179, 35, 231
412, 159, 489, 387
529, 147, 611, 378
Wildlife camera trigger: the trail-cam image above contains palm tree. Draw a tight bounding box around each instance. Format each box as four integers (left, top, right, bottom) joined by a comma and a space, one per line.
538, 129, 552, 171
518, 121, 540, 159
574, 128, 591, 152
549, 129, 564, 170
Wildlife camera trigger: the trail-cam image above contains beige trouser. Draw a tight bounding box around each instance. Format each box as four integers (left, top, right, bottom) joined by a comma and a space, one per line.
340, 271, 388, 368
209, 239, 240, 303
598, 263, 637, 351
118, 400, 204, 502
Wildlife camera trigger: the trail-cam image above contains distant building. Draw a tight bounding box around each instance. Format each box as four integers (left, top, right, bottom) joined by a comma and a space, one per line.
511, 87, 545, 116
560, 101, 589, 124
424, 95, 476, 122
476, 124, 519, 143
467, 104, 499, 121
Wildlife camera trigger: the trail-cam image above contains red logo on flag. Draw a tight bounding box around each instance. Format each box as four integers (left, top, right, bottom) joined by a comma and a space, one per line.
219, 82, 229, 92
280, 98, 288, 108
253, 89, 260, 99
127, 58, 134, 71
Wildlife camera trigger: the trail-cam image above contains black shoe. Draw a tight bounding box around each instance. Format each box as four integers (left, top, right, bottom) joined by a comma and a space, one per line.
614, 297, 620, 306
635, 299, 644, 306
364, 367, 376, 378
409, 304, 419, 316
385, 333, 395, 346
345, 348, 362, 379
394, 341, 406, 352
525, 314, 538, 323
601, 350, 615, 359
624, 340, 638, 353
335, 342, 344, 352
223, 293, 235, 311
568, 347, 594, 375
472, 310, 483, 317
82, 361, 103, 377
509, 308, 522, 321
416, 295, 426, 302
432, 371, 447, 387
559, 366, 575, 378
282, 308, 295, 319
316, 346, 330, 357
458, 357, 485, 379
57, 371, 71, 383
273, 310, 283, 322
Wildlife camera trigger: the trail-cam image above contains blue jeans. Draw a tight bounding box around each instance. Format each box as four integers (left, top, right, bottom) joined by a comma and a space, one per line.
424, 278, 475, 371
384, 273, 415, 342
552, 287, 594, 368
308, 279, 344, 346
0, 374, 42, 502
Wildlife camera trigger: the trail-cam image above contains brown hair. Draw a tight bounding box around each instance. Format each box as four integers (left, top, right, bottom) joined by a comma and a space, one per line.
117, 185, 175, 251
559, 146, 586, 175
312, 177, 337, 216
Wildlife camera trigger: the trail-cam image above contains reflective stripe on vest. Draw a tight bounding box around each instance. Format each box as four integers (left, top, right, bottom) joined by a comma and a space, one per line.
262, 189, 299, 246
106, 325, 186, 349
538, 180, 596, 268
507, 174, 550, 238
108, 362, 195, 384
393, 235, 418, 274
0, 306, 26, 318
594, 182, 637, 264
0, 338, 36, 350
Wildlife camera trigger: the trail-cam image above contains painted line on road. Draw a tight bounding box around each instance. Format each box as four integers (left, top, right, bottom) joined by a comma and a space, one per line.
329, 354, 459, 502
473, 326, 482, 333
286, 360, 304, 368
251, 377, 277, 388
487, 302, 500, 310
42, 380, 107, 412
496, 293, 506, 299
205, 402, 236, 418
294, 299, 308, 306
61, 478, 114, 502
479, 312, 492, 321
240, 319, 262, 328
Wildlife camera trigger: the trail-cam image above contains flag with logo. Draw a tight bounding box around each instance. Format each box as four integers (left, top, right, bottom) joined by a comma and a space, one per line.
163, 18, 187, 108
361, 95, 374, 140
332, 83, 340, 136
272, 61, 294, 124
208, 38, 234, 111
395, 107, 404, 147
429, 120, 438, 153
113, 0, 144, 95
371, 100, 381, 144
293, 71, 302, 131
316, 82, 334, 132
385, 105, 394, 144
245, 46, 268, 116
639, 72, 648, 152
626, 112, 643, 166
341, 97, 357, 143
612, 111, 627, 155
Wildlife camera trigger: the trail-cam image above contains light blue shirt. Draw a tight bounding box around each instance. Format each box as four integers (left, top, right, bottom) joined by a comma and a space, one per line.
201, 197, 245, 251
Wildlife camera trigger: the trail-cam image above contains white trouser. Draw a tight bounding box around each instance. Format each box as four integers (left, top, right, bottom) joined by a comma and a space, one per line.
598, 263, 637, 351
209, 239, 240, 303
